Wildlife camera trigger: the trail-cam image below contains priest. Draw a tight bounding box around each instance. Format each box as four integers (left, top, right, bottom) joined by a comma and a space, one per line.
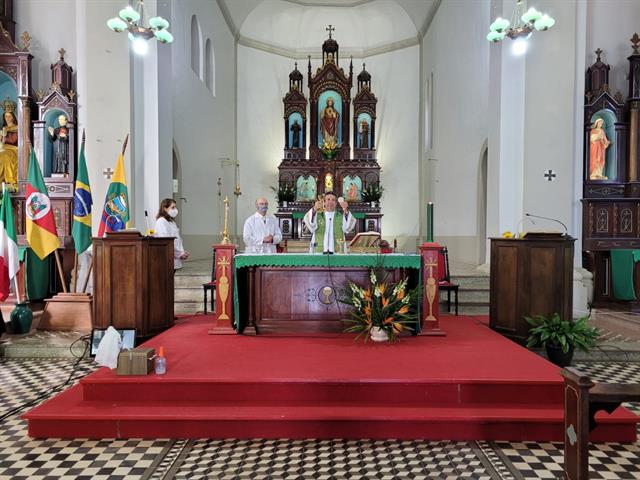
303, 191, 356, 253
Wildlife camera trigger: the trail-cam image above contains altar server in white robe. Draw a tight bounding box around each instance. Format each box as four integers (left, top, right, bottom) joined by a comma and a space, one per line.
243, 197, 283, 253
303, 191, 356, 253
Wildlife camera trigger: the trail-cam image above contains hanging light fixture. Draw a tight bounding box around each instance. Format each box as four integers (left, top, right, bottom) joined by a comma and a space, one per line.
487, 0, 555, 54
107, 1, 174, 55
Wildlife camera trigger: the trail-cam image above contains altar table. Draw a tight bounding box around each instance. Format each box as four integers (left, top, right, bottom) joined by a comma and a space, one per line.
233, 253, 420, 334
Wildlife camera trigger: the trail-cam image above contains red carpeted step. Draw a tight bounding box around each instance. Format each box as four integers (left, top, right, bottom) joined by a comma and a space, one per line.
25, 385, 637, 441
80, 377, 563, 405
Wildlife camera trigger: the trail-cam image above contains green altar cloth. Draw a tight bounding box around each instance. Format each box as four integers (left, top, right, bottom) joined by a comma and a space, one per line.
233, 253, 421, 330
611, 249, 640, 301
291, 212, 366, 219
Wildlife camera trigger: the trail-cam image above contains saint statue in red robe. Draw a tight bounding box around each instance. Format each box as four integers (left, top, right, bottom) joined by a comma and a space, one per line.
589, 118, 610, 180
320, 97, 339, 149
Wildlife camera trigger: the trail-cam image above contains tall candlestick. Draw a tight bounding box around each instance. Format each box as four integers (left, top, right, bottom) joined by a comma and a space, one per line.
427, 202, 434, 242
221, 196, 230, 245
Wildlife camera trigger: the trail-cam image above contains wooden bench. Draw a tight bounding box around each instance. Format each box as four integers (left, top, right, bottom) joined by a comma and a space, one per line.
561, 367, 640, 480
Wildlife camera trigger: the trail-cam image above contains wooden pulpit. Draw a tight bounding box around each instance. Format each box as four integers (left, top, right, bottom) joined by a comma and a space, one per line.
93, 231, 174, 338
490, 234, 575, 343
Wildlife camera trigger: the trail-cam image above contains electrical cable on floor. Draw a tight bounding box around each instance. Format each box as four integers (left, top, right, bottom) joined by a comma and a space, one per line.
0, 334, 92, 423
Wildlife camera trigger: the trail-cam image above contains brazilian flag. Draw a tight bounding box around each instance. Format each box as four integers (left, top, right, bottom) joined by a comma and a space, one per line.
72, 137, 92, 254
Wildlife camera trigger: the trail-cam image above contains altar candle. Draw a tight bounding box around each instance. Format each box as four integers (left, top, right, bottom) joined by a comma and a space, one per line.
427, 202, 434, 242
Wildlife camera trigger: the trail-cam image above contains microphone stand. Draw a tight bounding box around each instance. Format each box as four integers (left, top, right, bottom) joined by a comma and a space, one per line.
525, 213, 568, 236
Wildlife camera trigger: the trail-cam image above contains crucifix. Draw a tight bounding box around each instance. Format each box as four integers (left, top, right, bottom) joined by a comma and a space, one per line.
544, 169, 557, 182
103, 167, 114, 180
595, 48, 603, 61
326, 24, 335, 39
58, 47, 66, 60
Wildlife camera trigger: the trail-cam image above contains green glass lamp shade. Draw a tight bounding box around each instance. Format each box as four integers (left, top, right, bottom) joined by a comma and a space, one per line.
534, 14, 555, 31
149, 16, 170, 30
154, 30, 174, 44
119, 6, 140, 23
107, 17, 128, 33
490, 17, 510, 33
486, 31, 505, 42
521, 7, 542, 24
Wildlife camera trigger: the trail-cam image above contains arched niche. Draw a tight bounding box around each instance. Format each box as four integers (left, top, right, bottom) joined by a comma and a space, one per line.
317, 90, 342, 147
288, 112, 303, 149
589, 109, 617, 181
43, 108, 68, 177
356, 113, 371, 149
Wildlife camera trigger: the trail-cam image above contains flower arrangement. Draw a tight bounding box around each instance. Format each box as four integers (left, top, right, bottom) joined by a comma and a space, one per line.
362, 182, 384, 202
320, 140, 339, 159
340, 270, 420, 342
270, 184, 295, 203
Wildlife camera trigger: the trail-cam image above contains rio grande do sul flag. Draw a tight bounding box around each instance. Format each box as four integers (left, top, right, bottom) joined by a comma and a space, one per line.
0, 183, 19, 301
26, 148, 60, 260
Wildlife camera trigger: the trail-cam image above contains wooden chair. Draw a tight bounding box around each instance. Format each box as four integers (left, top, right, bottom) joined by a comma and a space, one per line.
438, 246, 459, 315
276, 239, 288, 253
561, 367, 640, 480
202, 250, 216, 314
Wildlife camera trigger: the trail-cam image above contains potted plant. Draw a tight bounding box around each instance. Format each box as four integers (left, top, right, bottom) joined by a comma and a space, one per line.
362, 182, 384, 207
525, 313, 598, 367
270, 184, 295, 207
339, 270, 420, 342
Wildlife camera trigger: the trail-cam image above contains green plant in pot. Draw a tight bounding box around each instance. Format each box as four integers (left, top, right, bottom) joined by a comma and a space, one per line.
270, 184, 295, 205
525, 313, 598, 367
362, 182, 384, 205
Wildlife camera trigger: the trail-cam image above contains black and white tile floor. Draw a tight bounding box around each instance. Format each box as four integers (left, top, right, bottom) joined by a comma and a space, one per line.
2, 359, 640, 479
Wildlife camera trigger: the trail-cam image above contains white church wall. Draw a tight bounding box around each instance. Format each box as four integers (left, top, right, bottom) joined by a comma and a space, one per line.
171, 0, 236, 259
236, 45, 420, 251
16, 0, 131, 236
422, 0, 490, 263
586, 0, 640, 98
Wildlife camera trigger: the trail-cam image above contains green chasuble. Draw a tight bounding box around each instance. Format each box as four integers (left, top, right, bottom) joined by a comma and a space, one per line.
314, 211, 345, 253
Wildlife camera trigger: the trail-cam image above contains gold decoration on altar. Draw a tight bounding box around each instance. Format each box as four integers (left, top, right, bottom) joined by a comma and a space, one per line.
221, 196, 230, 245
216, 256, 230, 320
20, 31, 31, 51
425, 257, 437, 321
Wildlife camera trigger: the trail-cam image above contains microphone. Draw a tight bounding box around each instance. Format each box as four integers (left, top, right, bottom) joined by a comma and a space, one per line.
525, 213, 568, 235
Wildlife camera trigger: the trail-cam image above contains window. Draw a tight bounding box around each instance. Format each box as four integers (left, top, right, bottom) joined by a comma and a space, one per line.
191, 15, 202, 78
205, 38, 215, 94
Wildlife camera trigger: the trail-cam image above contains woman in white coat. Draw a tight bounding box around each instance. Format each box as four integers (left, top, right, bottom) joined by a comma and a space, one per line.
155, 198, 190, 271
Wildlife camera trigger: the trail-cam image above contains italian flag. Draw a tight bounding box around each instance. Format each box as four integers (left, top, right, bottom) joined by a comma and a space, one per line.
25, 148, 60, 260
0, 183, 19, 301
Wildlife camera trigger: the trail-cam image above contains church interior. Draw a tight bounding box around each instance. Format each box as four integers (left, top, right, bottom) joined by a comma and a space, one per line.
3, 0, 640, 478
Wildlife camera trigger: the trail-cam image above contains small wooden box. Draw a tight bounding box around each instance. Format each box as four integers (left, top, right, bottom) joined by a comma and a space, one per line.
116, 348, 155, 375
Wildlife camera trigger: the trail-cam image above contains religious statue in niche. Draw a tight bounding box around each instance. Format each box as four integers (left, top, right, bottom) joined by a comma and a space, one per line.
0, 99, 18, 188
48, 114, 70, 175
320, 97, 339, 150
359, 120, 369, 149
290, 119, 301, 148
342, 175, 362, 202
324, 172, 333, 192
296, 175, 316, 202
589, 118, 610, 180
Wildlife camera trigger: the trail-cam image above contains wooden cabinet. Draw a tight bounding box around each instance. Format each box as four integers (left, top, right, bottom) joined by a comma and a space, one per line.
490, 235, 575, 343
93, 232, 174, 338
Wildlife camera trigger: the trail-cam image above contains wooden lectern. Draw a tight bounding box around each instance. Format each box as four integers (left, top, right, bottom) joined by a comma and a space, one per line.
93, 231, 174, 338
490, 234, 575, 343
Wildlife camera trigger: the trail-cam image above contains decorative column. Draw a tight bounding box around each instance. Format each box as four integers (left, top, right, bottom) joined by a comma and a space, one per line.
418, 242, 446, 336
629, 100, 639, 184
208, 243, 237, 335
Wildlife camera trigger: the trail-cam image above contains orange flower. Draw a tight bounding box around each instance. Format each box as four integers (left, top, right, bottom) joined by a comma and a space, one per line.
384, 316, 394, 324
396, 289, 405, 300
382, 297, 390, 308
393, 323, 403, 333
398, 305, 409, 315
363, 288, 372, 301
378, 283, 387, 295
364, 305, 372, 320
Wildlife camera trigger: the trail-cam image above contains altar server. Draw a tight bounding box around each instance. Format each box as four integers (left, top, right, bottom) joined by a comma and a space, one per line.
303, 191, 355, 253
155, 198, 190, 271
243, 197, 283, 253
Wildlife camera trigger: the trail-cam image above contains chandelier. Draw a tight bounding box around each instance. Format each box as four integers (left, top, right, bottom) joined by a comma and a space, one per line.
107, 0, 174, 55
486, 0, 555, 55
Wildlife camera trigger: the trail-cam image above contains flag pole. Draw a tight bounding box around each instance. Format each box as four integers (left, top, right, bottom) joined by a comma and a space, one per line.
71, 129, 86, 292
54, 250, 67, 293
121, 133, 129, 156
2, 181, 19, 303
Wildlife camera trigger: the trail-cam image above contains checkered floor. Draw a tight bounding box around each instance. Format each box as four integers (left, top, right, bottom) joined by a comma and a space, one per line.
2, 359, 640, 479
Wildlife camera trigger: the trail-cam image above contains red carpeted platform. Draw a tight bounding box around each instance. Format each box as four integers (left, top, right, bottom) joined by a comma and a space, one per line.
24, 315, 638, 441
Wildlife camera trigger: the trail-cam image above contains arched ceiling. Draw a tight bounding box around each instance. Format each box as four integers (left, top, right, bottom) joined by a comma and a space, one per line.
218, 0, 440, 57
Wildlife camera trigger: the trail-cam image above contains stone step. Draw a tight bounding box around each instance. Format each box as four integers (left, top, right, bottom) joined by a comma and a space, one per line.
439, 288, 489, 304
175, 301, 205, 315
175, 287, 210, 302
175, 274, 211, 288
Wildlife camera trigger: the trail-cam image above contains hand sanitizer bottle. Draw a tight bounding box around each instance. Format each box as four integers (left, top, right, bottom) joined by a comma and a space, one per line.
154, 346, 166, 375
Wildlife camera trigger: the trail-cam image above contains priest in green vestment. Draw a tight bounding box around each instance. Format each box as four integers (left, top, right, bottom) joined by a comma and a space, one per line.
303, 191, 356, 253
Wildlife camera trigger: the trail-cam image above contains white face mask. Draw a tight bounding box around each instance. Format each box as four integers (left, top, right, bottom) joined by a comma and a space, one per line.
167, 208, 178, 218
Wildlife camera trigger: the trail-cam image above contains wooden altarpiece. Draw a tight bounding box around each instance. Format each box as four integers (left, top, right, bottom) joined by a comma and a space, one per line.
276, 30, 382, 241
581, 35, 640, 308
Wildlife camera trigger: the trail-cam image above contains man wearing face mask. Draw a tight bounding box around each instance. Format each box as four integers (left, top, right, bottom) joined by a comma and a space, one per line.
155, 198, 190, 270
243, 197, 283, 254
